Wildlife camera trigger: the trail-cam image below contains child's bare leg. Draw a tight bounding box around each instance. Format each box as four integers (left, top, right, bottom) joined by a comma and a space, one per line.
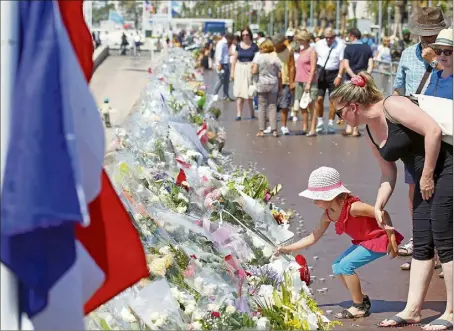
343, 274, 365, 304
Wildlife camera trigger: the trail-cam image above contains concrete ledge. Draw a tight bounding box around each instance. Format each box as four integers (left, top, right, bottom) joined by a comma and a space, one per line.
93, 45, 109, 71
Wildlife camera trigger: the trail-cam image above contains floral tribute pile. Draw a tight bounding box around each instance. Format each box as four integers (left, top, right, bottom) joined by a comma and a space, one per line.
87, 48, 340, 331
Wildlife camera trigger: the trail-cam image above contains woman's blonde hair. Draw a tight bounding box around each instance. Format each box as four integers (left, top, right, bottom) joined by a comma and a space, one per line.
296, 30, 311, 42
330, 72, 383, 106
259, 39, 275, 53
383, 37, 391, 45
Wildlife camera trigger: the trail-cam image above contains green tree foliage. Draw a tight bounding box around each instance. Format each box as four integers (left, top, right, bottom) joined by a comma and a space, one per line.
93, 3, 115, 25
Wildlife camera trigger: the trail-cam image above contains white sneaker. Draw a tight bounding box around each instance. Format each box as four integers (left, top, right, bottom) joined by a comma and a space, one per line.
327, 124, 336, 134
281, 126, 290, 135
316, 122, 324, 133
263, 126, 272, 134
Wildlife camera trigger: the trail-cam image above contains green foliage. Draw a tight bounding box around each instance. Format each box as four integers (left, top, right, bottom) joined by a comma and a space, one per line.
93, 3, 115, 25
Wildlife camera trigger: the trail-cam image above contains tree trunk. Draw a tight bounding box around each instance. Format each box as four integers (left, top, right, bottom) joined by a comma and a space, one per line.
341, 2, 348, 36
393, 0, 404, 38
294, 5, 299, 29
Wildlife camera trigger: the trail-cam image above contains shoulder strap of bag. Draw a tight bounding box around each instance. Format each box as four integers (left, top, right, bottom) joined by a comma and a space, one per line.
322, 45, 335, 69
415, 65, 432, 94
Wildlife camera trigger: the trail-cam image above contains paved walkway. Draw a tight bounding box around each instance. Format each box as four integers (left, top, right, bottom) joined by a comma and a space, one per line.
90, 58, 447, 330
90, 52, 160, 149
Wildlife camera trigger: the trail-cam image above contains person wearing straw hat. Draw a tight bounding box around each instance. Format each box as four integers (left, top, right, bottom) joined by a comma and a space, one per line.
392, 7, 447, 274
425, 28, 453, 100
276, 167, 402, 320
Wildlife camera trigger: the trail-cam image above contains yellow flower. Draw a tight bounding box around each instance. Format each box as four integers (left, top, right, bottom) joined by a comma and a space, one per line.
148, 258, 168, 277
164, 254, 174, 268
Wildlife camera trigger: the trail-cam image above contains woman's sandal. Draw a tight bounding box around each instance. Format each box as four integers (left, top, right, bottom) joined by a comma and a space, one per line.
272, 130, 279, 137
334, 302, 370, 319
363, 295, 371, 310
377, 315, 421, 328
400, 261, 411, 270
256, 131, 264, 137
398, 241, 413, 256
422, 319, 453, 330
306, 131, 317, 137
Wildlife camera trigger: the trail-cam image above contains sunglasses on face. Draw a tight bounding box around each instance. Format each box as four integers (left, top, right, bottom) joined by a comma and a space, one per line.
335, 104, 350, 119
325, 36, 335, 40
433, 48, 453, 56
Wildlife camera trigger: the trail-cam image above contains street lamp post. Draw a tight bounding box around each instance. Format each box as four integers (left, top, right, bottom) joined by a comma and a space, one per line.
284, 0, 288, 31
387, 6, 392, 36
378, 0, 382, 46
310, 0, 314, 29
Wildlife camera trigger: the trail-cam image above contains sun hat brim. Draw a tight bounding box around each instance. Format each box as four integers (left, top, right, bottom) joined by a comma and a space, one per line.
299, 185, 351, 201
430, 40, 453, 48
408, 21, 447, 37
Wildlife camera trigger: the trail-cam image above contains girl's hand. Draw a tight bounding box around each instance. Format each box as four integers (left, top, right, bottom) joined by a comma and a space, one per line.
274, 246, 288, 257
420, 173, 435, 201
304, 83, 310, 93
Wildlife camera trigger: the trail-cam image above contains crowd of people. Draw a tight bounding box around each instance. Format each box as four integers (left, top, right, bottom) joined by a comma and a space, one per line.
201, 20, 427, 138
202, 6, 452, 330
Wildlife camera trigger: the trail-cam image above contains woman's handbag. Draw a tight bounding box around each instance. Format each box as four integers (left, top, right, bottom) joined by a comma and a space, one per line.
409, 94, 453, 145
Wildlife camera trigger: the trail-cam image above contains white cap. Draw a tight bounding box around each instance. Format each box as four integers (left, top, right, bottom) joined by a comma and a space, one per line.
285, 29, 295, 37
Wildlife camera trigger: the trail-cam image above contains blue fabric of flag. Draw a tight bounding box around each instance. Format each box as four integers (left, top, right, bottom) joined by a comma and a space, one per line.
1, 1, 81, 317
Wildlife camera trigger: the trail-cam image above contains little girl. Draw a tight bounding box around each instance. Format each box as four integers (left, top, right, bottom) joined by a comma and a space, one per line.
276, 166, 403, 319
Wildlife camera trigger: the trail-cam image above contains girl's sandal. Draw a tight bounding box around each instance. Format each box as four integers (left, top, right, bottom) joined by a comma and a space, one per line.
256, 131, 264, 137
335, 302, 370, 319
363, 295, 371, 310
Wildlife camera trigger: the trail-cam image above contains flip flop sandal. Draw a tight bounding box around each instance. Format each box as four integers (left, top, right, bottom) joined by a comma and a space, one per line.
422, 319, 453, 330
398, 243, 413, 256
400, 262, 411, 270
377, 315, 420, 328
272, 131, 279, 137
335, 303, 370, 319
306, 131, 317, 137
256, 132, 264, 137
342, 131, 352, 136
235, 116, 241, 121
352, 132, 362, 137
439, 271, 444, 278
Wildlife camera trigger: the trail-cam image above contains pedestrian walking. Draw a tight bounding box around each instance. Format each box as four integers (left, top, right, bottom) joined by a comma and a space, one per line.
294, 30, 318, 136
392, 7, 447, 272
314, 28, 346, 134
330, 72, 453, 330
231, 27, 259, 120
213, 33, 235, 101
342, 28, 373, 137
276, 166, 402, 319
272, 34, 296, 136
252, 39, 282, 137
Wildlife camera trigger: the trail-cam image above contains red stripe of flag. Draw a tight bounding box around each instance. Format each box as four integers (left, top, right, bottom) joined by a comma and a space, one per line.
57, 0, 149, 314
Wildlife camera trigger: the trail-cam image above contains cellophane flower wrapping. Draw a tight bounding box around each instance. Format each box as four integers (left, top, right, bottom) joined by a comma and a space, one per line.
86, 48, 336, 331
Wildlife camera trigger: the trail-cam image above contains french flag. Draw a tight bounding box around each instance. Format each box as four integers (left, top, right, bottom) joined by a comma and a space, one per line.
1, 1, 148, 329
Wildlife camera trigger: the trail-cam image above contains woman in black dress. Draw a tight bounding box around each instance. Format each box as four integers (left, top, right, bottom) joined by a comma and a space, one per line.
330, 72, 452, 330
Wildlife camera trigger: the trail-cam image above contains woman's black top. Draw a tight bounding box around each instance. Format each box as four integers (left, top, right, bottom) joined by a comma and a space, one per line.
366, 99, 452, 183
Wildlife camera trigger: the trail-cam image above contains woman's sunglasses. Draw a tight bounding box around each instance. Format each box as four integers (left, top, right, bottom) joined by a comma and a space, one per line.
335, 104, 349, 119
433, 48, 453, 56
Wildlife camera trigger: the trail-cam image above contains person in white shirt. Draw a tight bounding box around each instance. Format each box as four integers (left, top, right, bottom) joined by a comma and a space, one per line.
213, 33, 235, 101
314, 28, 346, 134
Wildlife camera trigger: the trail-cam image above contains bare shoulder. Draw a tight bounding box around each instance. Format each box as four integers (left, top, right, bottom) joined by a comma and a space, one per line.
350, 201, 375, 218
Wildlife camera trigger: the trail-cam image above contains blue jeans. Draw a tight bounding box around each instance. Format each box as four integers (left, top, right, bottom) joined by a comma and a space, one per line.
332, 245, 385, 276
213, 63, 231, 98
253, 96, 258, 110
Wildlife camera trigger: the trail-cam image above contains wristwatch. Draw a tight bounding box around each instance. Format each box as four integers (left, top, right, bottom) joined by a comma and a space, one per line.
430, 59, 439, 69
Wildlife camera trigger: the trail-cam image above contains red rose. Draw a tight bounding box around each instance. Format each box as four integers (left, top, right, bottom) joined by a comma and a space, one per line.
211, 311, 220, 318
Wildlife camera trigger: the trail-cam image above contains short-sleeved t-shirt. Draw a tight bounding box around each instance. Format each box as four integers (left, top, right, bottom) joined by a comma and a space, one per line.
253, 53, 282, 93
425, 70, 453, 100
344, 42, 373, 75
237, 43, 259, 62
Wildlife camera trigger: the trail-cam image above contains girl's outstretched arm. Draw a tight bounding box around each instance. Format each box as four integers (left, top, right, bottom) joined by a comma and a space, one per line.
277, 213, 330, 254
350, 201, 398, 258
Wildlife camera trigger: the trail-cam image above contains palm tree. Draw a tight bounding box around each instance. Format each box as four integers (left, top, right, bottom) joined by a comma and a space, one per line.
341, 1, 349, 35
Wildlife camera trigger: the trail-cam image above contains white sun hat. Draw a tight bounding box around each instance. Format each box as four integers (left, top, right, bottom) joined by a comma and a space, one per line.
430, 28, 453, 48
299, 167, 351, 201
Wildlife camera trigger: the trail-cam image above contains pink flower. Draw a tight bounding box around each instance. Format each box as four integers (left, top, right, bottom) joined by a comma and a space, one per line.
183, 264, 196, 278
